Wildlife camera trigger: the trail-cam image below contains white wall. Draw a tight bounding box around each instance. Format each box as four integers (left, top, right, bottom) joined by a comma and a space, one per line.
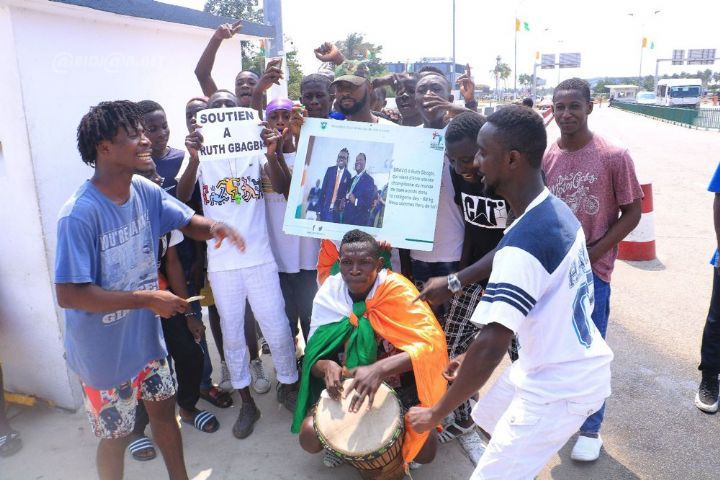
0, 1, 246, 409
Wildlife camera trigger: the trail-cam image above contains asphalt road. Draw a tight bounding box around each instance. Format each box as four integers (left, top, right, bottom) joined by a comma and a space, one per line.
2, 107, 719, 480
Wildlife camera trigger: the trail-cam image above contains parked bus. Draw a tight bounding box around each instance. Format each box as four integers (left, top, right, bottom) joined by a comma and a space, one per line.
656, 78, 702, 108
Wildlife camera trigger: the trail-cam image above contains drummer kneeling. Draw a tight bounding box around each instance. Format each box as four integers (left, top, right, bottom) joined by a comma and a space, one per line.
292, 229, 449, 469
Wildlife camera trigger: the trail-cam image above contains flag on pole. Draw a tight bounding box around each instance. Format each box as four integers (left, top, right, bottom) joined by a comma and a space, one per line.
650, 41, 655, 49
259, 39, 266, 56
535, 51, 540, 60
515, 18, 530, 32
641, 37, 647, 48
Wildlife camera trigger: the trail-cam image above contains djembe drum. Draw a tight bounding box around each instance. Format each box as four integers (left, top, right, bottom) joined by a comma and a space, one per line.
314, 379, 406, 480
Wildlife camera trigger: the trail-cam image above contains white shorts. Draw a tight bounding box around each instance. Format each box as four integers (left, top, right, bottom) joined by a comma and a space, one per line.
470, 369, 604, 480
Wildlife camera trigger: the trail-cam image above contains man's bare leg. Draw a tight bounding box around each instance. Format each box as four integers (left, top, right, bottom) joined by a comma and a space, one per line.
145, 396, 188, 480
96, 436, 130, 480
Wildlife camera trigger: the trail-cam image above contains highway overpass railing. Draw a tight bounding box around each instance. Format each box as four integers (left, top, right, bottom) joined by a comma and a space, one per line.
610, 103, 720, 130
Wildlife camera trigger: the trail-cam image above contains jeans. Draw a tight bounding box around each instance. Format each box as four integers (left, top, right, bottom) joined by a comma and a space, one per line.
410, 259, 459, 320
699, 267, 720, 374
579, 273, 611, 435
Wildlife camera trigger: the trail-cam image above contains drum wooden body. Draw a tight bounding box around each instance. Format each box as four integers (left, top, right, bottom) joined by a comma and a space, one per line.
314, 379, 406, 479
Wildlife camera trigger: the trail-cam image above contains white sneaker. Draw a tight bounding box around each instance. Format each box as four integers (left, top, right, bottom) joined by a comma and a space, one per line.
250, 358, 271, 394
570, 435, 603, 461
458, 430, 486, 465
219, 361, 232, 392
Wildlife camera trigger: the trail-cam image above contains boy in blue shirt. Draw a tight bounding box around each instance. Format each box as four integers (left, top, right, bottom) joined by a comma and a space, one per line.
55, 101, 243, 480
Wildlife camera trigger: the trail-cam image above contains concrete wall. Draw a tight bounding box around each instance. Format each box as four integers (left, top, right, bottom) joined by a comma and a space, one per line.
0, 1, 246, 409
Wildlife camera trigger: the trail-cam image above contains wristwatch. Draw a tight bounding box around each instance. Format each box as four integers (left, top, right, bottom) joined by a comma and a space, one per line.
464, 100, 478, 110
447, 274, 462, 294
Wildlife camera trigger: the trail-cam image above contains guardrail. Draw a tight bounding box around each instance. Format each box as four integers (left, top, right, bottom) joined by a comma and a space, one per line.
610, 102, 720, 130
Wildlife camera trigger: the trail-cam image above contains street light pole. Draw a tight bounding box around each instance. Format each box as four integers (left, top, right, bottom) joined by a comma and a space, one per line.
451, 0, 456, 88
495, 55, 501, 101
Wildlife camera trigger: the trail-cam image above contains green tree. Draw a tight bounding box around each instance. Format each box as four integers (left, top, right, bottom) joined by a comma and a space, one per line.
332, 32, 386, 78
490, 59, 512, 92
204, 1, 302, 98
518, 73, 533, 87
203, 0, 263, 22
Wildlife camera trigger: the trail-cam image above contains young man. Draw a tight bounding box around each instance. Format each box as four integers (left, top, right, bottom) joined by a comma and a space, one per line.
330, 74, 395, 125
181, 91, 299, 440
405, 72, 467, 318
179, 92, 272, 397
543, 78, 642, 461
194, 21, 259, 108
408, 105, 614, 479
300, 74, 333, 119
55, 101, 244, 480
343, 153, 377, 227
415, 112, 509, 460
293, 229, 447, 469
696, 162, 720, 413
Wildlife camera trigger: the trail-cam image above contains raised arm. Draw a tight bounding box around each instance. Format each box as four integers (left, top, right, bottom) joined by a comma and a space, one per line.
195, 21, 243, 97
177, 125, 203, 202
56, 283, 187, 318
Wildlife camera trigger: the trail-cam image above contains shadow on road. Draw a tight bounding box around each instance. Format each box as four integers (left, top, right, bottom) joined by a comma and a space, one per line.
620, 258, 666, 271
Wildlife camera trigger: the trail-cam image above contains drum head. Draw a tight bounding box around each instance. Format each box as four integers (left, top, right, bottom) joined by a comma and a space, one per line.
315, 379, 402, 457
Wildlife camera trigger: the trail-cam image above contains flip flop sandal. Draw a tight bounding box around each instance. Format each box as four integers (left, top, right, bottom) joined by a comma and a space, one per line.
127, 436, 156, 462
182, 410, 219, 433
0, 431, 22, 458
199, 386, 233, 408
437, 420, 476, 444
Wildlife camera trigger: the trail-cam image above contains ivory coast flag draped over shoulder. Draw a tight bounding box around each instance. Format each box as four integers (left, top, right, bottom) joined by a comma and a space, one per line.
292, 269, 449, 465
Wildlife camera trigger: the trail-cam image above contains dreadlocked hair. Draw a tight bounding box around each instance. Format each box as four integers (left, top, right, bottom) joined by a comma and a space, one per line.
137, 99, 165, 115
446, 111, 486, 144
76, 100, 142, 167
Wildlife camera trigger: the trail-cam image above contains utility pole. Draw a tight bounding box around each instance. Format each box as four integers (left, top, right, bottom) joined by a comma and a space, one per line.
495, 55, 501, 101
263, 0, 287, 99
451, 0, 456, 87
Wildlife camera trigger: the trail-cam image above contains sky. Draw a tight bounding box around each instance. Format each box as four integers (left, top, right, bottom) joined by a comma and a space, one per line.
164, 0, 719, 88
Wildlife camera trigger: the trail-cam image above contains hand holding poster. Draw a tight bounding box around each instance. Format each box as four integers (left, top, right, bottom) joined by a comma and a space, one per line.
283, 118, 445, 251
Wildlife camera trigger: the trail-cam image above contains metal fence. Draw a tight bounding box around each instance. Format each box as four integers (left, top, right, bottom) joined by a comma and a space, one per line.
610, 102, 720, 130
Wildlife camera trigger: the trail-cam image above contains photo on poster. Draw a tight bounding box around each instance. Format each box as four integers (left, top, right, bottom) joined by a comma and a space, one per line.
284, 118, 444, 251
297, 136, 393, 229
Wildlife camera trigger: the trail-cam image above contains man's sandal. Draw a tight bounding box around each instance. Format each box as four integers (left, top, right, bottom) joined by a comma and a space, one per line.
0, 430, 22, 458
199, 386, 233, 408
181, 410, 219, 433
438, 421, 476, 443
127, 435, 156, 461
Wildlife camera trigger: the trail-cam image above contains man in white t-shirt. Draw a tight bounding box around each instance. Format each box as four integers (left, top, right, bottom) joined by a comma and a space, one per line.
404, 72, 466, 319
408, 105, 613, 479
181, 90, 298, 440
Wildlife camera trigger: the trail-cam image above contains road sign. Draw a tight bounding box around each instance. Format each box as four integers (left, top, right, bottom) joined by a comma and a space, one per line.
672, 49, 685, 65
559, 52, 581, 68
687, 49, 716, 65
541, 54, 556, 69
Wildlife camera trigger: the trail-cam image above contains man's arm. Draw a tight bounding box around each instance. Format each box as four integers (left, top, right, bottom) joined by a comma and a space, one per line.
56, 283, 187, 318
180, 214, 245, 252
407, 323, 513, 432
195, 21, 242, 97
587, 199, 641, 264
415, 248, 496, 305
262, 126, 291, 199
177, 127, 203, 202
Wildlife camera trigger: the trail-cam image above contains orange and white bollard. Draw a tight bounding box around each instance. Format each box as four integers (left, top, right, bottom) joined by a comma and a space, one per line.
618, 183, 656, 261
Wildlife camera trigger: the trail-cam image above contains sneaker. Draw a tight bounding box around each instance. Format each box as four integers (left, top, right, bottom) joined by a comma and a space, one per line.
250, 358, 271, 394
695, 372, 719, 413
570, 434, 603, 462
276, 382, 298, 412
457, 430, 486, 465
219, 361, 232, 392
259, 336, 271, 355
232, 402, 261, 439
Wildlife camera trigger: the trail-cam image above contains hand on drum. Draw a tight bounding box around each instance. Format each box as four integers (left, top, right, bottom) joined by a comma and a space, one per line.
344, 364, 384, 413
407, 406, 438, 433
322, 360, 344, 400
